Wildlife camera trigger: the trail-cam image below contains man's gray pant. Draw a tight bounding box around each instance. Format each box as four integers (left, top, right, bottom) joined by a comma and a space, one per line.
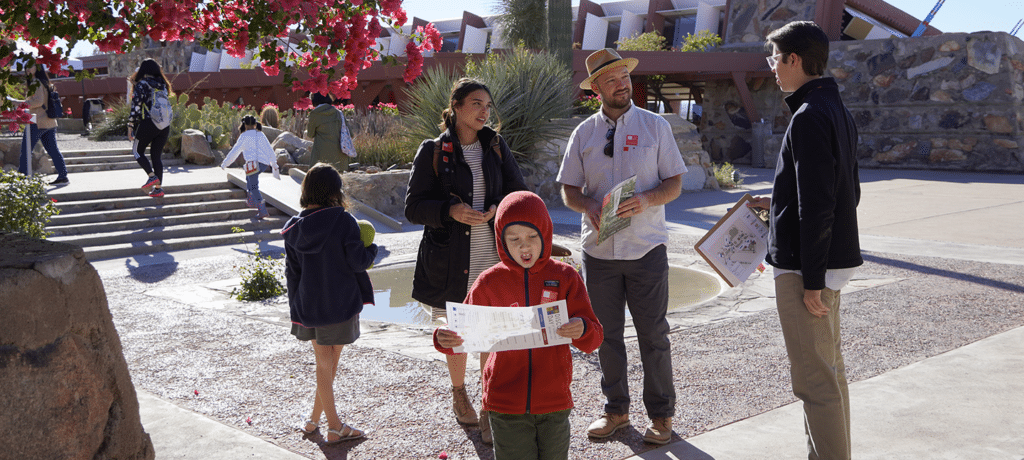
584, 245, 675, 418
775, 273, 851, 460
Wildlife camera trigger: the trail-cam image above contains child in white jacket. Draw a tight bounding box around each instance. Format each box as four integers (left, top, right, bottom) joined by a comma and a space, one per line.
221, 115, 281, 220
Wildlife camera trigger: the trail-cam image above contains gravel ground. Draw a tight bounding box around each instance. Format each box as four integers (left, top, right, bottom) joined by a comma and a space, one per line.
56, 131, 133, 151
98, 230, 1024, 459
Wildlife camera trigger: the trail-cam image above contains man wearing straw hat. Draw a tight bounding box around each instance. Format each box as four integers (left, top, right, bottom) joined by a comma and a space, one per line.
556, 48, 687, 445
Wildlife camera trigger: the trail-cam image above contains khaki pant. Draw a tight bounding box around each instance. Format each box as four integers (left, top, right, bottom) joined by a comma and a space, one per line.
775, 273, 851, 460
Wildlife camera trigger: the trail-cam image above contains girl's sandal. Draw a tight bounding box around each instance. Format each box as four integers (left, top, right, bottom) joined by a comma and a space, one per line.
299, 420, 318, 435
325, 423, 365, 444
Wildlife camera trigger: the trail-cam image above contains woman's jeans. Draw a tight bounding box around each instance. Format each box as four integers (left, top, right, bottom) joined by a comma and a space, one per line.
19, 124, 67, 178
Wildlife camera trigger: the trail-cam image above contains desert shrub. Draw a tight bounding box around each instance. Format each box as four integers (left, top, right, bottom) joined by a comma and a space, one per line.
402, 44, 574, 165
89, 99, 130, 140
0, 170, 60, 238
713, 162, 743, 188
230, 227, 285, 301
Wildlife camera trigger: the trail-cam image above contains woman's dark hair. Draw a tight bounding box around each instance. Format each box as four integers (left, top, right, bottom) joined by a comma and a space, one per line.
765, 21, 829, 77
300, 163, 346, 209
439, 77, 498, 132
132, 58, 174, 95
238, 115, 262, 133
311, 92, 333, 106
32, 68, 52, 90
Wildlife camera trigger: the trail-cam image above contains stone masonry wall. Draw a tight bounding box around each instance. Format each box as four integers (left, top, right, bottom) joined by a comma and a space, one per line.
701, 32, 1024, 173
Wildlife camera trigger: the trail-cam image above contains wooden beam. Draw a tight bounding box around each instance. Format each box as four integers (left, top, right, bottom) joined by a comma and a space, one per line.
815, 0, 847, 41
731, 71, 760, 123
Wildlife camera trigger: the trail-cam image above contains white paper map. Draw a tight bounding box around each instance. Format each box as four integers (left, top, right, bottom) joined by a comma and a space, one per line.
445, 300, 571, 353
695, 194, 769, 287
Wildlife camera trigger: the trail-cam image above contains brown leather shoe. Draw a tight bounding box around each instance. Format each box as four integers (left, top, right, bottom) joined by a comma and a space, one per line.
642, 417, 672, 444
587, 413, 630, 438
452, 385, 479, 425
479, 410, 492, 445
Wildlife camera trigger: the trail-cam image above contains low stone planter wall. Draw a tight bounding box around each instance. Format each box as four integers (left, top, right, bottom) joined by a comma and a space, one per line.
342, 115, 718, 220
0, 136, 51, 174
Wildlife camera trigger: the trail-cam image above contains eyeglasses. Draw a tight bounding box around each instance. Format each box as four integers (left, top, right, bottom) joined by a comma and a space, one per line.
766, 52, 787, 70
604, 127, 616, 158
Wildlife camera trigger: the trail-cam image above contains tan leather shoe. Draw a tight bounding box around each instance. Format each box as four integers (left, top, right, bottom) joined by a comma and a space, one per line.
642, 417, 672, 444
452, 385, 479, 425
587, 413, 630, 438
479, 410, 492, 445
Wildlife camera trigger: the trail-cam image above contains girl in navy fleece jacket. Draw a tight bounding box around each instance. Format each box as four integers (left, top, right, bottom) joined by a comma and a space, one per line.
282, 163, 377, 444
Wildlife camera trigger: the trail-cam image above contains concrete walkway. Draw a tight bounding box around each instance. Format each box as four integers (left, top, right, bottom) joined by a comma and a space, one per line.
627, 325, 1024, 459
55, 163, 1024, 459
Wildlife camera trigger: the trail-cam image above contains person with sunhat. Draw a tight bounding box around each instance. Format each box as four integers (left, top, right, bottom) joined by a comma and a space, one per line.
556, 48, 687, 445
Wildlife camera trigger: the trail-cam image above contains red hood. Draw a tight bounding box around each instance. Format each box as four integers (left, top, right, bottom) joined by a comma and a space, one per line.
495, 191, 553, 273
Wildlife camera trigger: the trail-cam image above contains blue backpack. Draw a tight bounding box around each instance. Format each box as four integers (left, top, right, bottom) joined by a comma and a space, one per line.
45, 88, 62, 119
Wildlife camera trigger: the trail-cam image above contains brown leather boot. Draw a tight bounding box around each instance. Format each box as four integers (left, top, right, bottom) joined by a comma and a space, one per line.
642, 417, 672, 444
586, 413, 630, 438
451, 385, 479, 425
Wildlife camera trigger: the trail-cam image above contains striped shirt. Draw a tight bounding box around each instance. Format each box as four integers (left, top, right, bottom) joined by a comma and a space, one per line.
464, 141, 500, 291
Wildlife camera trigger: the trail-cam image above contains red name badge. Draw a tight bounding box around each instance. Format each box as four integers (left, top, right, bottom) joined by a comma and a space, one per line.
626, 134, 639, 146
442, 142, 453, 152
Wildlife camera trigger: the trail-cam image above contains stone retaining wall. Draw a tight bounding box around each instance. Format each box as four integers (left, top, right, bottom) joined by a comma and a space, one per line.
701, 32, 1024, 173
0, 137, 52, 174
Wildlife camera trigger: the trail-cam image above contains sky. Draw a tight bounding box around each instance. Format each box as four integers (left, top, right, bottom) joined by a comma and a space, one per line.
401, 0, 1024, 35
49, 0, 1024, 58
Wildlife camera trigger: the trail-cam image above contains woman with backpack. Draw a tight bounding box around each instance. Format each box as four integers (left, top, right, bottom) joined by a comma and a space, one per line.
127, 58, 173, 198
15, 67, 69, 185
404, 77, 527, 444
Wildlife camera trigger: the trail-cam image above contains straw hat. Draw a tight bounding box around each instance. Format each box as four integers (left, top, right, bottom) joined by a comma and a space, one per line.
579, 48, 639, 90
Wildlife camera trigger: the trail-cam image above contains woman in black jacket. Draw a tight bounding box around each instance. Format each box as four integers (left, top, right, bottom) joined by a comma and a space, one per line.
404, 78, 526, 442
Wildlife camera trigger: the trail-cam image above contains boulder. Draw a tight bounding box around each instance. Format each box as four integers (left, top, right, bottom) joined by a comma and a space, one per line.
261, 126, 283, 144
181, 128, 216, 165
0, 234, 154, 460
271, 132, 312, 154
342, 170, 410, 219
276, 149, 292, 169
294, 147, 311, 166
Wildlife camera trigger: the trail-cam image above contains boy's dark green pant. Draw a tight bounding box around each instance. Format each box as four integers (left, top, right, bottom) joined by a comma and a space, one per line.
489, 409, 571, 460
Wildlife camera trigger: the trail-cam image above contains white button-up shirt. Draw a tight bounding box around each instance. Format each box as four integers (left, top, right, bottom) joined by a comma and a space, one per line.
557, 103, 687, 260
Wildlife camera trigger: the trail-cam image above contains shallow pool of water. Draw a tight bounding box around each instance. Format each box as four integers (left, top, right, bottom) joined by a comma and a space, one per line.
362, 263, 724, 326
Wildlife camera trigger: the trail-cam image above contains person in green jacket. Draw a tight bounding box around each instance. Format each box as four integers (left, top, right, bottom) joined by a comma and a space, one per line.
305, 92, 347, 171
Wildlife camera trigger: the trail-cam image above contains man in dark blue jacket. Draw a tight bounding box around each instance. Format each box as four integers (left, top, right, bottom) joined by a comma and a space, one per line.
750, 21, 861, 460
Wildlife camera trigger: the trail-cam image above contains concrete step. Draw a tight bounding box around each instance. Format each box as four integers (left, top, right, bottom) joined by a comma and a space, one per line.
47, 208, 286, 236
48, 198, 251, 225
65, 158, 186, 173
65, 154, 140, 165
53, 189, 246, 214
62, 148, 133, 158
49, 181, 233, 201
49, 216, 288, 247
84, 229, 283, 261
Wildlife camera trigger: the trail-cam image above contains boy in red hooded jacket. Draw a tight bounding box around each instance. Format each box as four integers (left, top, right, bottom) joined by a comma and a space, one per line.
435, 190, 603, 459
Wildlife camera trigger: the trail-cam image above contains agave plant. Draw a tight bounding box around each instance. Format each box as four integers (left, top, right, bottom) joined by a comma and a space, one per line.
402, 65, 461, 143
401, 45, 573, 166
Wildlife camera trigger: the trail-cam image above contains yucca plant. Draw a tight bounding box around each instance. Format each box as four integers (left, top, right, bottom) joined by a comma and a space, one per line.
402, 45, 574, 166
403, 65, 461, 143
